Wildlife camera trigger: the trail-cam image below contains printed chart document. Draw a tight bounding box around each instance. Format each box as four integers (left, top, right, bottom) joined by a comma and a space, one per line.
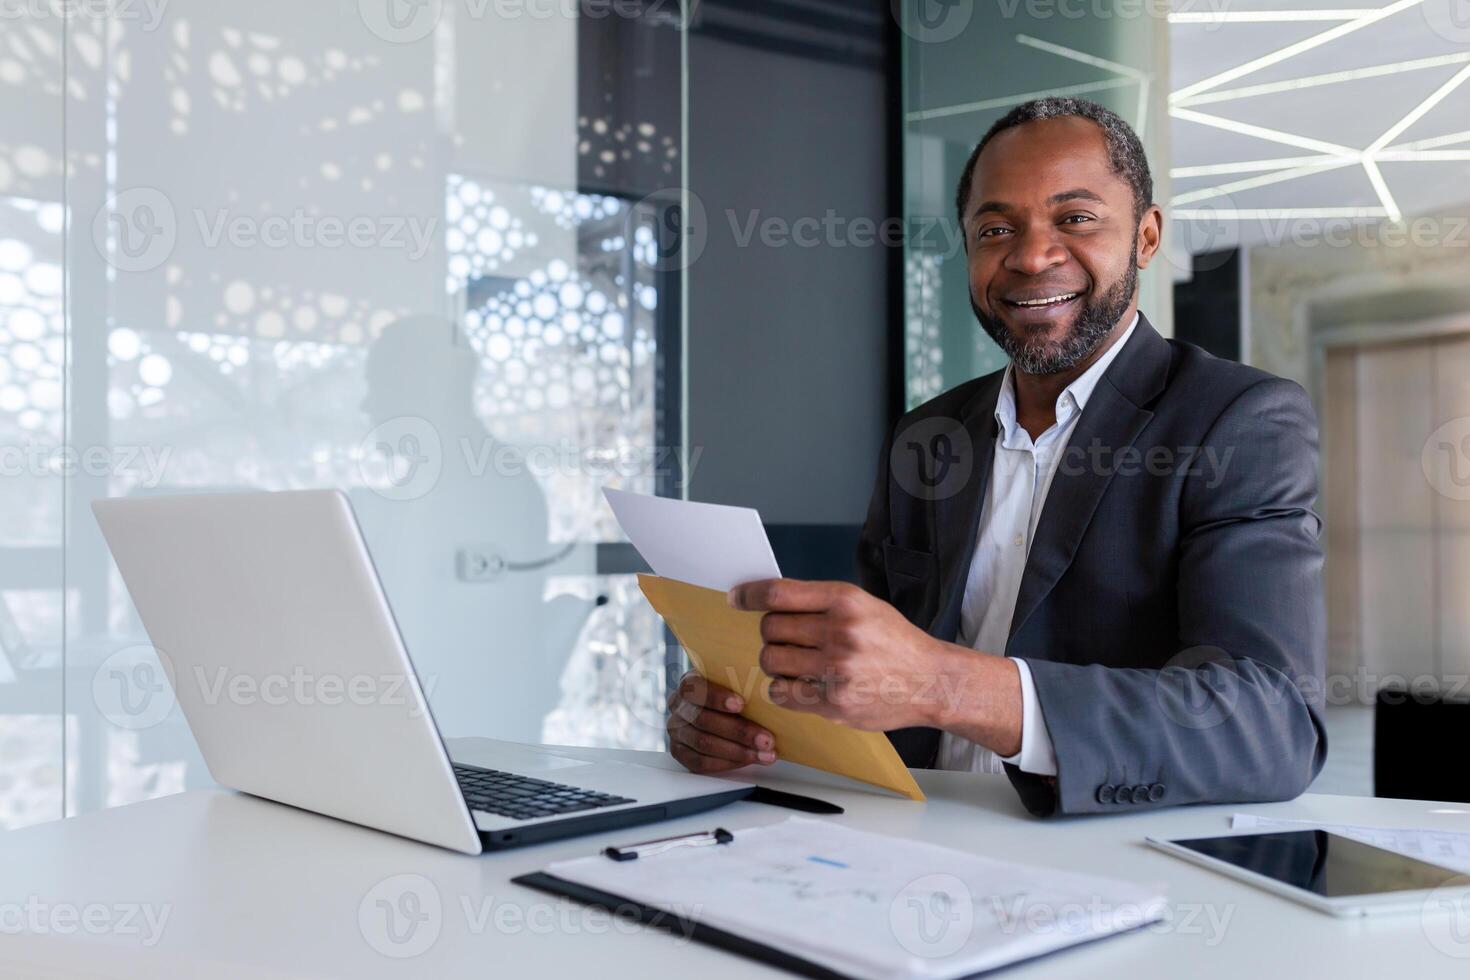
544, 817, 1167, 980
1231, 814, 1470, 874
605, 489, 924, 800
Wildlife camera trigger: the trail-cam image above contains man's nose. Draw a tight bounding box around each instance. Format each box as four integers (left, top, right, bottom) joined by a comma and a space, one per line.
1002, 227, 1067, 277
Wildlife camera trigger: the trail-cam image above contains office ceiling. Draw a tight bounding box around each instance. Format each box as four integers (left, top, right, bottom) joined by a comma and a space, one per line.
1169, 0, 1470, 247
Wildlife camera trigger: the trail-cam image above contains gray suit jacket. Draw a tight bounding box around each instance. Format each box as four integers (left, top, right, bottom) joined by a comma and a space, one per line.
859, 316, 1327, 816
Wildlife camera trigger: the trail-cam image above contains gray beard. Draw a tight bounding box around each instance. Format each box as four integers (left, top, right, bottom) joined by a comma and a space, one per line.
971, 258, 1137, 377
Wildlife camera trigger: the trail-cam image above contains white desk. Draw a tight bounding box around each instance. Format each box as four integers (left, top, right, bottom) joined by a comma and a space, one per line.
2, 740, 1468, 978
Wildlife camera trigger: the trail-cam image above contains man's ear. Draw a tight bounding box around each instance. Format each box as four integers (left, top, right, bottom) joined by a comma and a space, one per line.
1135, 204, 1163, 269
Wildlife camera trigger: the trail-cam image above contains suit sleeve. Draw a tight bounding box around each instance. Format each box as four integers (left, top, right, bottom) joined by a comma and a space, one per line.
855, 423, 894, 604
1009, 378, 1328, 815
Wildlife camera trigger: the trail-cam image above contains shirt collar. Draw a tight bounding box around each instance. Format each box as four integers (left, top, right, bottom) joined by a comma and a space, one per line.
994, 312, 1140, 440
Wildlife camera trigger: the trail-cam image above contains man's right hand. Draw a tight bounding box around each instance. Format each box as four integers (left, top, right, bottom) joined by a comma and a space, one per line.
666, 670, 777, 774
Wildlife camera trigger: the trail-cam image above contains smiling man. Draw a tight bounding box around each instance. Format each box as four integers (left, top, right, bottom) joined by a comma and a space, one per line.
666, 98, 1327, 816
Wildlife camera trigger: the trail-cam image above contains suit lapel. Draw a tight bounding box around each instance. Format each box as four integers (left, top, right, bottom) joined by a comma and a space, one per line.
925, 374, 1002, 640
1006, 317, 1172, 644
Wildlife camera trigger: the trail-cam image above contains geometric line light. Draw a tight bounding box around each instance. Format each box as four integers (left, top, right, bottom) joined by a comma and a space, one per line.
1170, 0, 1426, 103
1175, 51, 1470, 107
1169, 0, 1469, 225
1168, 10, 1385, 24
1172, 208, 1391, 219
1172, 157, 1364, 206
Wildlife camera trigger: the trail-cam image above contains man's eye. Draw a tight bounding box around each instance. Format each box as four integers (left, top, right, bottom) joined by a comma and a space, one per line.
977, 226, 1011, 239
1061, 214, 1094, 225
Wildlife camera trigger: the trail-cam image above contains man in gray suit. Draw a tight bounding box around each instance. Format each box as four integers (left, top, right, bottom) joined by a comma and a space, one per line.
665, 97, 1326, 816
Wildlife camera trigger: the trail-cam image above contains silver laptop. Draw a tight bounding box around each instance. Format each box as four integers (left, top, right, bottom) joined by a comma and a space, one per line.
93, 489, 749, 855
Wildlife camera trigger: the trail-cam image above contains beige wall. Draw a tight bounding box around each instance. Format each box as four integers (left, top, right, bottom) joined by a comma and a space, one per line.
1247, 205, 1470, 389
1254, 208, 1470, 689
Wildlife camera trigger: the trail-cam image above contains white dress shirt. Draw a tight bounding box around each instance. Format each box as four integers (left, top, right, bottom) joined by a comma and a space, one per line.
936, 314, 1139, 776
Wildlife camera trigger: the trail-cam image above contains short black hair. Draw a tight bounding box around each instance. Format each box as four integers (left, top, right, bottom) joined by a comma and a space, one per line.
954, 97, 1154, 228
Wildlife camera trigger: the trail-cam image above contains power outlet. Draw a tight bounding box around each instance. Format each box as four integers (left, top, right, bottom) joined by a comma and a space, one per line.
456, 547, 506, 583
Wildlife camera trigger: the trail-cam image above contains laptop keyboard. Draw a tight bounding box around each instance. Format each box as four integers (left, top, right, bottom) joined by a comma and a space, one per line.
453, 763, 635, 821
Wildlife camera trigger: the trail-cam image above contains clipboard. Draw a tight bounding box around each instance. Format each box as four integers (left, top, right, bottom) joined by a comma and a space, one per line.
512, 868, 1156, 980
512, 869, 847, 980
512, 820, 1168, 980
514, 826, 848, 978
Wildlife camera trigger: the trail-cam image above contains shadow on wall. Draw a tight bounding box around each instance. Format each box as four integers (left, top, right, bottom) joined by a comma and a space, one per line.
352, 316, 594, 742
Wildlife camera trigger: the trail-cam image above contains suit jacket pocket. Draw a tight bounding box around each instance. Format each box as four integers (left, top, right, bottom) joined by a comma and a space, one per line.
882, 540, 938, 624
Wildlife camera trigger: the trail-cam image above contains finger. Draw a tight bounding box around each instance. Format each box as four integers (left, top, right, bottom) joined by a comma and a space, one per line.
670, 742, 748, 775
768, 677, 841, 720
759, 643, 829, 680
728, 578, 848, 613
684, 704, 775, 752
671, 670, 746, 713
672, 720, 774, 766
759, 612, 827, 647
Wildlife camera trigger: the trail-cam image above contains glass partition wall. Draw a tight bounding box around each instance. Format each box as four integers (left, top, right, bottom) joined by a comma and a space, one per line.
0, 0, 689, 825
0, 8, 65, 827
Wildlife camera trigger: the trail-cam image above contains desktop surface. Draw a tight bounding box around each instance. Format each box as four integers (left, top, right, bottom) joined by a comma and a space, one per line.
1, 741, 1467, 978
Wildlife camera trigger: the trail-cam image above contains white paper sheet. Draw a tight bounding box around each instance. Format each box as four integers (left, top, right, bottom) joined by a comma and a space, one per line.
548, 818, 1165, 980
1231, 814, 1470, 874
603, 488, 781, 593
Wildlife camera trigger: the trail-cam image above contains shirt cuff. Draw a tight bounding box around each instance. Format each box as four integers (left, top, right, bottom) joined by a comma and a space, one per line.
998, 658, 1058, 776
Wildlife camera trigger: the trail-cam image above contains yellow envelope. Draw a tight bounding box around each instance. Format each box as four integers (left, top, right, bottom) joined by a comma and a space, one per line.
638, 574, 925, 801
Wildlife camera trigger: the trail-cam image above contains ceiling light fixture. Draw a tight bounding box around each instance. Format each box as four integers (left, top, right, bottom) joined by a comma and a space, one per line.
1170, 0, 1425, 103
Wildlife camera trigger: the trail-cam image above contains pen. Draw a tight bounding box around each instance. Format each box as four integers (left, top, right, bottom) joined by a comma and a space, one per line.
746, 786, 844, 815
603, 827, 734, 861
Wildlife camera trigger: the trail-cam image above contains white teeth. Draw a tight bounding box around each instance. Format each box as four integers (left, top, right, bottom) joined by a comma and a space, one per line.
1012, 292, 1078, 307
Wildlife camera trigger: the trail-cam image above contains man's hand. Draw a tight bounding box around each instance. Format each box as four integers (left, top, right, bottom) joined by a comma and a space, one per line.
729, 578, 951, 731
729, 578, 1023, 755
666, 671, 777, 774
